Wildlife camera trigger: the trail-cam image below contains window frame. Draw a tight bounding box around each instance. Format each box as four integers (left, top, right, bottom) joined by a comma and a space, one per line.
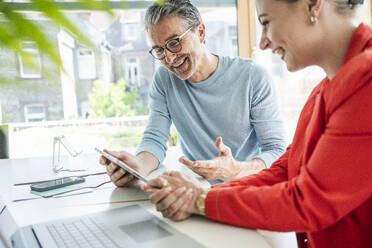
237, 0, 256, 58
77, 47, 97, 80
123, 23, 138, 41
18, 41, 42, 79
125, 57, 140, 86
24, 104, 46, 122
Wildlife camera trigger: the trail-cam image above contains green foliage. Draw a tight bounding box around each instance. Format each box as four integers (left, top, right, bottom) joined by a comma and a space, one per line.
155, 0, 167, 5
89, 79, 148, 118
0, 0, 167, 84
105, 126, 145, 150
168, 132, 178, 146
0, 0, 115, 71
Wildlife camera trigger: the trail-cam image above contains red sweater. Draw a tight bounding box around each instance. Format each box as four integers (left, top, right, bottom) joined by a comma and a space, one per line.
205, 23, 372, 248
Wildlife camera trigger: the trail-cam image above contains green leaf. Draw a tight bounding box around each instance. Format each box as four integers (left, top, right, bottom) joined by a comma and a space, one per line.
0, 4, 62, 67
30, 0, 92, 48
80, 0, 115, 14
155, 0, 167, 6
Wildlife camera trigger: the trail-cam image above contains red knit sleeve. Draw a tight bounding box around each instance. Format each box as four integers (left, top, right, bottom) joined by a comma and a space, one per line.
206, 134, 372, 231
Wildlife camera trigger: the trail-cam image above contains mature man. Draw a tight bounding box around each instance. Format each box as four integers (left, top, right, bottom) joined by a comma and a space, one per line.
100, 0, 286, 185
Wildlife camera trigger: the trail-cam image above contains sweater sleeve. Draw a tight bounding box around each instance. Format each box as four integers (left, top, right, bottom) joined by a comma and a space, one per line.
249, 64, 287, 167
213, 146, 290, 189
136, 68, 171, 164
206, 81, 372, 232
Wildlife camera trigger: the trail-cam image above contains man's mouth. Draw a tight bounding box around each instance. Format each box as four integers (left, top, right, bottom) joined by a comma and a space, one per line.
172, 56, 188, 69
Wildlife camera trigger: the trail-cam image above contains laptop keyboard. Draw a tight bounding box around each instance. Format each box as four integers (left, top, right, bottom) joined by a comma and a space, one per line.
46, 217, 120, 248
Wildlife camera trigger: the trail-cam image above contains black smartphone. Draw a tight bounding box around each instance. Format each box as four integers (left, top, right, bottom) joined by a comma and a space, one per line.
30, 176, 85, 192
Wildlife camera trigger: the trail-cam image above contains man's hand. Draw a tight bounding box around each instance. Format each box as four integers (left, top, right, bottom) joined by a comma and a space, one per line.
99, 150, 148, 187
179, 137, 242, 180
142, 171, 205, 221
179, 137, 267, 180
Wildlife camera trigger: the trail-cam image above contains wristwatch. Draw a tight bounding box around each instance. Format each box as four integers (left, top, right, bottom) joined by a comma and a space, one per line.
195, 189, 209, 216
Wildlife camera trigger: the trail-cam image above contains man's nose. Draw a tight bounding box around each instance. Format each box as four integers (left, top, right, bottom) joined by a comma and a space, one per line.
164, 49, 178, 64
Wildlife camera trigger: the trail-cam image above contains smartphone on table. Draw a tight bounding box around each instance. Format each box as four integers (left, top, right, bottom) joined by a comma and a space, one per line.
95, 148, 148, 183
30, 176, 85, 192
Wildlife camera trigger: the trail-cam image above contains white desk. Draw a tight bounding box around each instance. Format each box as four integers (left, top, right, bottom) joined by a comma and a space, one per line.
0, 150, 297, 248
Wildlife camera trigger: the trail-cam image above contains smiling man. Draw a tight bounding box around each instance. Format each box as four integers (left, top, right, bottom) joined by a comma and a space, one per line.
99, 0, 286, 186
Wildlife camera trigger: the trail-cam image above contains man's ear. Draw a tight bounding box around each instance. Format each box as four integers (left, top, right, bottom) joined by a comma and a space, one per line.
197, 23, 206, 43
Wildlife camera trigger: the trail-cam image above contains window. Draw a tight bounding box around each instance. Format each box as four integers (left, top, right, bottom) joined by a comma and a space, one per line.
229, 25, 238, 57
120, 12, 141, 41
125, 57, 140, 86
18, 42, 42, 78
202, 7, 238, 57
253, 17, 326, 140
250, 3, 371, 140
123, 23, 138, 40
24, 104, 46, 122
1, 1, 238, 158
78, 47, 96, 80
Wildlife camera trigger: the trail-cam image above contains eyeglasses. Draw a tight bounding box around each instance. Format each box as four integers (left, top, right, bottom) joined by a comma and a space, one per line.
149, 27, 192, 60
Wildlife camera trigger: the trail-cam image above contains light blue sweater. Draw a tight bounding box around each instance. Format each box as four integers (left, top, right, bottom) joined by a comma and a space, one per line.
137, 56, 286, 173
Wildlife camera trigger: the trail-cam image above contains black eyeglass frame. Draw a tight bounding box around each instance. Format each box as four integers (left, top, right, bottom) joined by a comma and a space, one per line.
149, 27, 193, 60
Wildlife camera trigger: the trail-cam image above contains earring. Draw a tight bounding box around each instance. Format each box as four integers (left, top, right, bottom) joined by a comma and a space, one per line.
310, 10, 318, 25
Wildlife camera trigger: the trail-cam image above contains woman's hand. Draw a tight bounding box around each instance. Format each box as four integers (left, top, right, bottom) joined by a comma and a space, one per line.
142, 171, 206, 221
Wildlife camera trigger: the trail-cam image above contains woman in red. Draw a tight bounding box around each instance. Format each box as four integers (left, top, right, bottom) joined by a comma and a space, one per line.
143, 0, 372, 247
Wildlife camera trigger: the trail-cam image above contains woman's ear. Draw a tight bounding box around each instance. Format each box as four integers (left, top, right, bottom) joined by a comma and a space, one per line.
304, 0, 325, 17
304, 0, 324, 24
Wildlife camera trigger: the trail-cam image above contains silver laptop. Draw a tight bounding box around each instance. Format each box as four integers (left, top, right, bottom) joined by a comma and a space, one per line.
11, 205, 205, 248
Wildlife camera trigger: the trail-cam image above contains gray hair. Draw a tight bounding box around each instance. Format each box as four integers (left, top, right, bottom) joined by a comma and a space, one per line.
145, 0, 202, 31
